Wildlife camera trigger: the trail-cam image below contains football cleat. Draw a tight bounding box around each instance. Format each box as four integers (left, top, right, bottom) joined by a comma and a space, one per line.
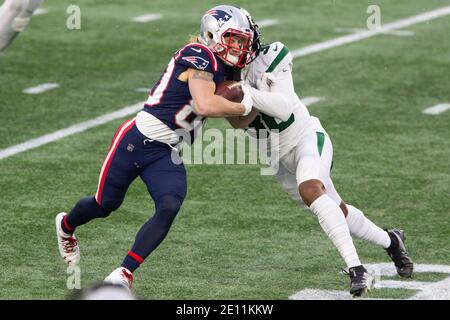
104, 267, 134, 290
385, 229, 414, 278
344, 265, 375, 297
55, 212, 80, 266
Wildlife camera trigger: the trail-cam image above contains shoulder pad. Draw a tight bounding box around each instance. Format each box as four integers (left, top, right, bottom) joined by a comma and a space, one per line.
174, 43, 218, 73
256, 42, 292, 74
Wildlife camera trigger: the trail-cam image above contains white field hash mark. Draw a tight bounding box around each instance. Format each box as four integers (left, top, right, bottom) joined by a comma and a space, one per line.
131, 13, 162, 23
23, 83, 60, 94
2, 6, 450, 160
423, 103, 450, 115
289, 263, 450, 300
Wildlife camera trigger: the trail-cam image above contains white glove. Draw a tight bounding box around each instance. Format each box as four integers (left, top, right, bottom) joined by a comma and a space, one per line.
256, 72, 276, 91
240, 82, 253, 116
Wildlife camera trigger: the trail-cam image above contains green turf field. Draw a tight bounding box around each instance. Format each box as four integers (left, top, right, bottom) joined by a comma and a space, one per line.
0, 0, 449, 300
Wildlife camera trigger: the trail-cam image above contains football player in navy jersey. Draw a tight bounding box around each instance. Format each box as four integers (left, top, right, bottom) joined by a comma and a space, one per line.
55, 5, 261, 289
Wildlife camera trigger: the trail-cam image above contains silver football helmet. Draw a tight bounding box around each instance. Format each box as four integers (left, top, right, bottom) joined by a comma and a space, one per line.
199, 5, 259, 68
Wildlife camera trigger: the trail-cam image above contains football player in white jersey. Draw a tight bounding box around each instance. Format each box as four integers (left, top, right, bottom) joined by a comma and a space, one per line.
0, 0, 42, 53
230, 40, 413, 297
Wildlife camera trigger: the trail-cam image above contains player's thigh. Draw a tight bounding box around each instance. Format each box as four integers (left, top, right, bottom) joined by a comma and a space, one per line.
95, 121, 141, 208
276, 162, 306, 207
140, 151, 187, 203
295, 131, 333, 186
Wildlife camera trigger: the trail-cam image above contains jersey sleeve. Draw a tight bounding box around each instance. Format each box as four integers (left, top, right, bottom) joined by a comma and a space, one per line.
258, 41, 293, 76
174, 43, 219, 74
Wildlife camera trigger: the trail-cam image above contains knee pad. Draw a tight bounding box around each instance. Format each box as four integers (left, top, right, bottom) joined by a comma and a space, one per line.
74, 196, 112, 218
154, 195, 182, 224
99, 197, 122, 214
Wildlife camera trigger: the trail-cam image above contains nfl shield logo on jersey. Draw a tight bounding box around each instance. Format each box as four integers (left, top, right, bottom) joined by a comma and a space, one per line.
181, 56, 210, 70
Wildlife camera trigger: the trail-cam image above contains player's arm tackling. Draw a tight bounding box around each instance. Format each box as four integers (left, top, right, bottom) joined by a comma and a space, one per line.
188, 68, 252, 117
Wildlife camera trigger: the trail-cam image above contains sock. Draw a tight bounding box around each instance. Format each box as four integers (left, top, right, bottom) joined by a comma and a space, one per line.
346, 205, 391, 249
387, 231, 399, 250
310, 194, 361, 268
62, 196, 112, 234
121, 195, 182, 272
122, 251, 143, 273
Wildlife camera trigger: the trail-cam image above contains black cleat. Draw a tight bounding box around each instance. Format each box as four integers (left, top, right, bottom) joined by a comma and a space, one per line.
385, 229, 414, 278
344, 265, 375, 297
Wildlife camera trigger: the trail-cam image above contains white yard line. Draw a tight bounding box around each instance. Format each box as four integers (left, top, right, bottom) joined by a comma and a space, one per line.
302, 96, 325, 106
423, 103, 450, 115
292, 6, 450, 58
131, 13, 162, 23
290, 263, 450, 300
33, 8, 48, 16
0, 102, 144, 160
257, 19, 279, 28
23, 83, 60, 94
334, 27, 415, 36
2, 6, 450, 160
135, 88, 151, 93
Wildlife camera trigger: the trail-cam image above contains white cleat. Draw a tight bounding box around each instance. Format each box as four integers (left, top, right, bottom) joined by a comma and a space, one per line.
104, 267, 134, 290
55, 212, 80, 266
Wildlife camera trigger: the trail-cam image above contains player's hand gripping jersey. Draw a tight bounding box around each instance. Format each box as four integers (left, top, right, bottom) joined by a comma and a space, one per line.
137, 43, 228, 145
242, 42, 317, 157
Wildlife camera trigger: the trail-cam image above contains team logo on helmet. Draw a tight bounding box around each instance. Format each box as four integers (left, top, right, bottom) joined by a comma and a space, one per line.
182, 56, 210, 70
206, 9, 233, 28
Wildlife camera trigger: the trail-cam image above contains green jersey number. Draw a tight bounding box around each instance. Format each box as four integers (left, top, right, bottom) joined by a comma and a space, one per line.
248, 112, 295, 134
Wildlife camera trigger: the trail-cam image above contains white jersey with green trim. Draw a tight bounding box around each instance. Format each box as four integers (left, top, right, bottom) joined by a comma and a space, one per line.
242, 41, 315, 158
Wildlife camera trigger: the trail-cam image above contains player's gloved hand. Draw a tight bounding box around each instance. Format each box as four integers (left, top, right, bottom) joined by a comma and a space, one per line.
240, 82, 253, 116
256, 72, 276, 91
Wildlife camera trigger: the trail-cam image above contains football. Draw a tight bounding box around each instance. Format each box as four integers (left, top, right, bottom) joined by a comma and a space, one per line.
215, 80, 244, 103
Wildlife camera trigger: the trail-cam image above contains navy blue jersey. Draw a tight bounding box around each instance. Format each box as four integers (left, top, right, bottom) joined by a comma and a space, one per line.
143, 43, 228, 143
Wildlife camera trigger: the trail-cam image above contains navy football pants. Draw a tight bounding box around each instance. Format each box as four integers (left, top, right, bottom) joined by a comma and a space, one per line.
64, 118, 187, 271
